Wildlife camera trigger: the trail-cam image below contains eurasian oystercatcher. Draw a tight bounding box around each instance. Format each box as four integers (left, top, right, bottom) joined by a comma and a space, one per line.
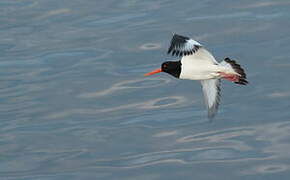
144, 34, 248, 119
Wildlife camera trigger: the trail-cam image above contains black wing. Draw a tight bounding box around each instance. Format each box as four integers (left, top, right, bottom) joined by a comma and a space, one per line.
167, 34, 202, 57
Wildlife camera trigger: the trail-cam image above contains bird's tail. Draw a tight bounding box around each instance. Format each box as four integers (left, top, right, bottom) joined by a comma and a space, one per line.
219, 57, 248, 85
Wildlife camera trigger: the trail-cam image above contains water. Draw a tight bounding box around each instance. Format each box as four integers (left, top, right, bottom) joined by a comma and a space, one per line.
1, 0, 290, 179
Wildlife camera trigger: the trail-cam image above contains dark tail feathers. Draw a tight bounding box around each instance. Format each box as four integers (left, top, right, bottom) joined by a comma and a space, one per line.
224, 57, 248, 85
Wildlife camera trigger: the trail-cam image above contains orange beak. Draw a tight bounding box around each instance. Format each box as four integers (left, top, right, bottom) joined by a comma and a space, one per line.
144, 68, 162, 76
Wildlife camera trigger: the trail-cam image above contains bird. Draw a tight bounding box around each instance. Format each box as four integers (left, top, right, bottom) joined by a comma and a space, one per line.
144, 34, 248, 119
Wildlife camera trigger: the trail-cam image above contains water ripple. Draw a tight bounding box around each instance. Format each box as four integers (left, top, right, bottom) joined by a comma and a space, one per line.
44, 95, 187, 120
243, 164, 290, 175
79, 78, 171, 98
74, 121, 290, 169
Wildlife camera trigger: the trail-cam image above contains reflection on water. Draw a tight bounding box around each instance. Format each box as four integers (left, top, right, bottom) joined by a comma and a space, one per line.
243, 163, 290, 175
268, 91, 290, 98
42, 8, 71, 18
239, 1, 290, 8
139, 43, 161, 50
84, 121, 290, 171
1, 0, 290, 179
153, 130, 178, 137
45, 95, 187, 120
79, 78, 171, 98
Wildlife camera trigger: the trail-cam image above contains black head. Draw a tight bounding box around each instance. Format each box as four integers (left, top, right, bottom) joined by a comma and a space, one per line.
161, 61, 181, 78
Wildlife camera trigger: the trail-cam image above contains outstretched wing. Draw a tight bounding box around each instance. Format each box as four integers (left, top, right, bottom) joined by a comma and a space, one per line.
167, 34, 202, 56
167, 34, 218, 64
200, 79, 221, 119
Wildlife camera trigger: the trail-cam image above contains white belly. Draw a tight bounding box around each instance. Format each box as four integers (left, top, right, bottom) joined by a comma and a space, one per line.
179, 60, 220, 80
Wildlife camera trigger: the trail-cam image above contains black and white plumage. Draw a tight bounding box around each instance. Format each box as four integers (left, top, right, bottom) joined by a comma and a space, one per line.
167, 34, 202, 56
144, 34, 248, 119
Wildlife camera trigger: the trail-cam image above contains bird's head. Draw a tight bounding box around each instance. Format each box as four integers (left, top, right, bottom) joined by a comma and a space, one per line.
144, 61, 181, 78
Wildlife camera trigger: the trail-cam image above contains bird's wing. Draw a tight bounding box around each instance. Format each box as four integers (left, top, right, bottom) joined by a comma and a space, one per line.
167, 34, 218, 64
168, 34, 202, 56
200, 79, 221, 119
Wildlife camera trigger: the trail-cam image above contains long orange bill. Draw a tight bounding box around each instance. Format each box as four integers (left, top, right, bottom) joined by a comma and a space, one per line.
144, 68, 162, 76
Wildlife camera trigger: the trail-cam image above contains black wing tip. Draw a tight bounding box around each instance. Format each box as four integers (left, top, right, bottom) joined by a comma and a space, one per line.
207, 103, 219, 119
172, 33, 190, 40
208, 112, 217, 120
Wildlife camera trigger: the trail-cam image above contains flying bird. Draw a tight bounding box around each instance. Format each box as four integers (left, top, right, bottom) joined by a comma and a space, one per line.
144, 34, 248, 119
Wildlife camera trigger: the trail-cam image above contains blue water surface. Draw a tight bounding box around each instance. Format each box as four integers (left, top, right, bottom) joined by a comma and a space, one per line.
1, 0, 290, 179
